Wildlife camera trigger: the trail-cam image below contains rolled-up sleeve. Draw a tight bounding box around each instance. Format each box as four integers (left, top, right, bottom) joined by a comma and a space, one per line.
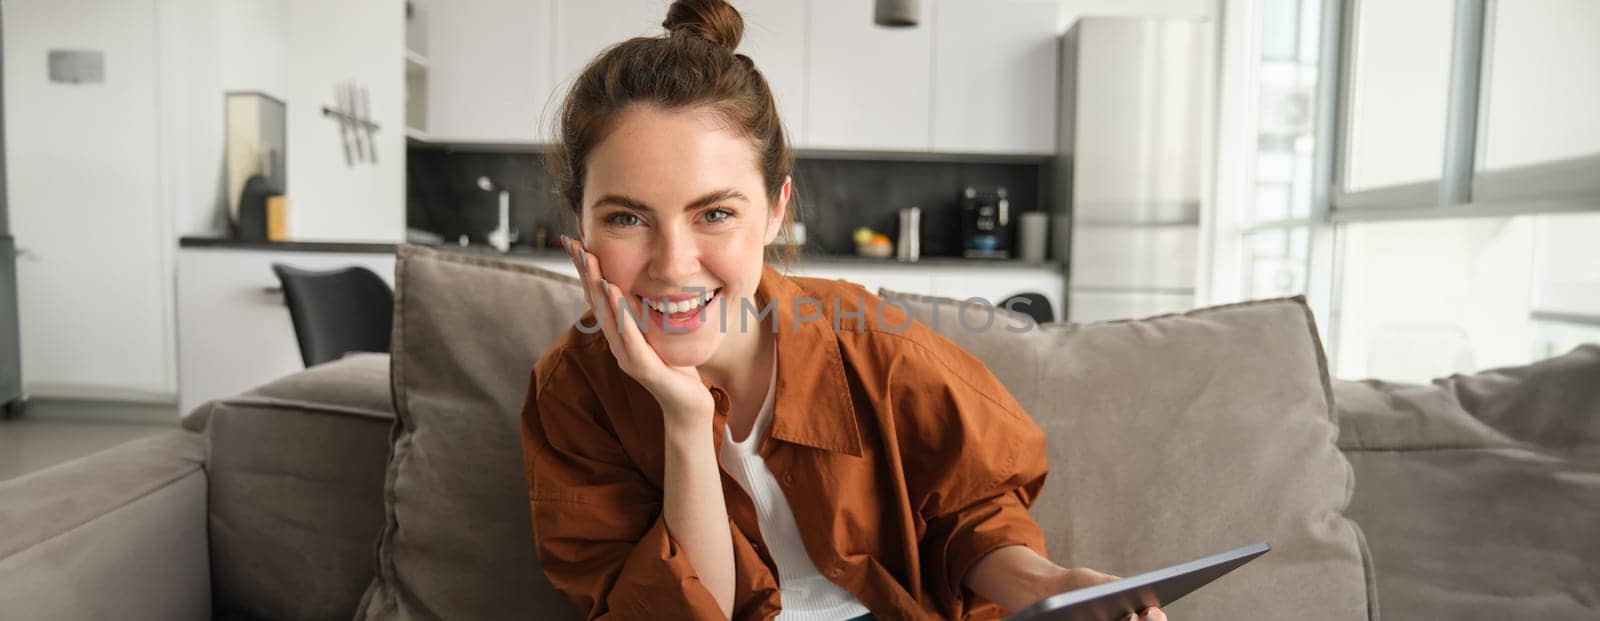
519, 356, 726, 620
889, 328, 1051, 616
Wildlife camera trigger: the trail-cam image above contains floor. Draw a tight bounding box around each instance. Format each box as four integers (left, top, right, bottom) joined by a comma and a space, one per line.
0, 399, 180, 482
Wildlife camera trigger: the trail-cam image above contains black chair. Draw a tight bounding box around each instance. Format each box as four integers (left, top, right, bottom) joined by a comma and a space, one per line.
271, 263, 394, 367
997, 292, 1055, 325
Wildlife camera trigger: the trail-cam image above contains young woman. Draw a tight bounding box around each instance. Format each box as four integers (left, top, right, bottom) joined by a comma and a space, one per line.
520, 2, 1167, 619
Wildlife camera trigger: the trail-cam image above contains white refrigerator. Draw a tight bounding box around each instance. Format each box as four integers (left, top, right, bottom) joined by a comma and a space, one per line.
1054, 17, 1213, 323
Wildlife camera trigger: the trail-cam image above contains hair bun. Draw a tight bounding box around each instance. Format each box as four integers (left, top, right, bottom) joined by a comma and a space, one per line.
663, 0, 743, 52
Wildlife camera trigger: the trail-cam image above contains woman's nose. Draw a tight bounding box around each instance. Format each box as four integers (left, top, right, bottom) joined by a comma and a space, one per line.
648, 227, 700, 283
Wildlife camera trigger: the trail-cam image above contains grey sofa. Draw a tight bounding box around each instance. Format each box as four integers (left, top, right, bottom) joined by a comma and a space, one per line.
2, 246, 1594, 620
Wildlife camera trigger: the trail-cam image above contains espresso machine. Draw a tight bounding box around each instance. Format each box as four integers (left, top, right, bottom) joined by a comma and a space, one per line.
959, 186, 1012, 259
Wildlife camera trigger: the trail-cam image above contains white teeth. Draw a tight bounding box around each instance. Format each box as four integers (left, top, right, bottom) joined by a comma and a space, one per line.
645, 289, 716, 314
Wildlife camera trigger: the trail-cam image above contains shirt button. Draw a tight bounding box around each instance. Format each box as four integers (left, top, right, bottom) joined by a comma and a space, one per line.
828, 566, 843, 577
783, 474, 794, 485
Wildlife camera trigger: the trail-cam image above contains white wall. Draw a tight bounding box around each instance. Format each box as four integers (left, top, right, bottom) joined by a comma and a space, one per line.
5, 0, 399, 403
217, 0, 287, 100
284, 0, 405, 242
162, 0, 222, 240
172, 0, 402, 243
168, 0, 289, 240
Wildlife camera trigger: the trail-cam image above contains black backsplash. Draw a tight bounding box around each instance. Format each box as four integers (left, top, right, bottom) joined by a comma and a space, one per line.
407, 146, 1051, 258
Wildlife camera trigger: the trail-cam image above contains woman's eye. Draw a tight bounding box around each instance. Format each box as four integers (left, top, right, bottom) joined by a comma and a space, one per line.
606, 213, 640, 227
704, 208, 732, 223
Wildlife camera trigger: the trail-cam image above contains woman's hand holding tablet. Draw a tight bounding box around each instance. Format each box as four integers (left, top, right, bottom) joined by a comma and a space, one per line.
1008, 541, 1272, 621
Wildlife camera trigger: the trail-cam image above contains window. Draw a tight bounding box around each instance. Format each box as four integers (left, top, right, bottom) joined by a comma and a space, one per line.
1342, 0, 1455, 192
1215, 0, 1600, 383
1238, 0, 1327, 305
1478, 0, 1600, 171
1473, 0, 1600, 203
1335, 212, 1600, 383
1332, 0, 1600, 216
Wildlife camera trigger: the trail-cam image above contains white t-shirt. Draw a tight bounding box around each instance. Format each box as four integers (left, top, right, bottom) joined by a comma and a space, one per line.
720, 359, 872, 621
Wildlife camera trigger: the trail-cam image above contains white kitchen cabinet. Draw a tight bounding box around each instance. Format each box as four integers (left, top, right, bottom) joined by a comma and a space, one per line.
787, 264, 935, 299
423, 0, 803, 145
418, 0, 1066, 156
929, 268, 1065, 322
553, 0, 670, 94
804, 0, 933, 151
177, 248, 397, 417
784, 263, 1064, 322
733, 0, 809, 143
931, 0, 1059, 154
425, 0, 556, 143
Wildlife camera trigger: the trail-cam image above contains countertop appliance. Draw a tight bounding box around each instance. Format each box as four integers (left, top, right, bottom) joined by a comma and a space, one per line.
960, 186, 1011, 259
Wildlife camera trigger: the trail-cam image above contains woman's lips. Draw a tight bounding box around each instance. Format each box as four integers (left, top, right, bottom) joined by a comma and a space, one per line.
646, 288, 720, 333
642, 287, 721, 314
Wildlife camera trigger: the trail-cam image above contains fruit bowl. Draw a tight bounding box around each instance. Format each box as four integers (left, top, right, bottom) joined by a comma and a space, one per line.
855, 242, 892, 258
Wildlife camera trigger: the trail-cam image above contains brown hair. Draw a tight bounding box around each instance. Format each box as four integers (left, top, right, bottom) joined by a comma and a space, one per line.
547, 0, 799, 267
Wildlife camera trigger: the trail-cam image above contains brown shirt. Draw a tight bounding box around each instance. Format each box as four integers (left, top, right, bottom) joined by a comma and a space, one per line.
520, 264, 1050, 620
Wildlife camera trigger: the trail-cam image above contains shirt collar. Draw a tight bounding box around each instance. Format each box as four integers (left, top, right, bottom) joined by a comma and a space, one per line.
718, 264, 864, 457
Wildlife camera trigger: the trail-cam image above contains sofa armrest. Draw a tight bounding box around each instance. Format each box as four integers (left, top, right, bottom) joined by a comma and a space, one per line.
0, 430, 210, 619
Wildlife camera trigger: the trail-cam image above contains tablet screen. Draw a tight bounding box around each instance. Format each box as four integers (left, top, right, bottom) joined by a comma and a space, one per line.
1007, 541, 1271, 621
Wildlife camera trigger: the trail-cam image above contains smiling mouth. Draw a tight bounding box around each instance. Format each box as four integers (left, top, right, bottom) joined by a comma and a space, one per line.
643, 288, 721, 315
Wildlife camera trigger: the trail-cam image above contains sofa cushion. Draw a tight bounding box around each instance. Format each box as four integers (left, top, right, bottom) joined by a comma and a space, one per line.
1336, 343, 1600, 457
0, 431, 208, 620
201, 353, 395, 620
881, 291, 1376, 621
358, 246, 584, 620
1336, 344, 1600, 619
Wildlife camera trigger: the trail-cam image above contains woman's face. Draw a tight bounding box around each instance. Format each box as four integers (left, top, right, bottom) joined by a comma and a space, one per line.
579, 104, 788, 368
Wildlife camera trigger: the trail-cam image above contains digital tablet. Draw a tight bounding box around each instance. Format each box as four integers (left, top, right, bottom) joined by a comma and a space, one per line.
1007, 541, 1271, 621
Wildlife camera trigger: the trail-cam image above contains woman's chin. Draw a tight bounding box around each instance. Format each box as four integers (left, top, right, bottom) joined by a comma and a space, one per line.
646, 335, 719, 368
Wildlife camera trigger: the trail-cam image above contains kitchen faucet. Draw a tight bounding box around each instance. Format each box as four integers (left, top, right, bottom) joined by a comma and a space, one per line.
477, 176, 517, 253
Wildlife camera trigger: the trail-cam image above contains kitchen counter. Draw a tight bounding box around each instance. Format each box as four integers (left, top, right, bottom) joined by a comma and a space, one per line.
178, 237, 1062, 272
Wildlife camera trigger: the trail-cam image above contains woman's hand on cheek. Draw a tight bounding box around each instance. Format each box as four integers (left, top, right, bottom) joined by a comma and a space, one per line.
562, 236, 714, 429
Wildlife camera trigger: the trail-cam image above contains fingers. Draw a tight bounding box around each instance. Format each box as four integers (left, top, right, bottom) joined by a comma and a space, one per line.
562, 236, 654, 373
561, 236, 596, 312
1072, 567, 1120, 587
598, 275, 651, 364
563, 236, 618, 345
1129, 606, 1166, 621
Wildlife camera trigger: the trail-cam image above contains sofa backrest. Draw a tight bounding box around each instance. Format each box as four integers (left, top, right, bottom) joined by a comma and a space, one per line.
193, 352, 395, 620
351, 247, 1375, 620
1334, 345, 1600, 620
883, 291, 1376, 621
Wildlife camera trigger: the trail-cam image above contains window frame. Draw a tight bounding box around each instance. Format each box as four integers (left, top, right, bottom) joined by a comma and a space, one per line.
1327, 0, 1600, 221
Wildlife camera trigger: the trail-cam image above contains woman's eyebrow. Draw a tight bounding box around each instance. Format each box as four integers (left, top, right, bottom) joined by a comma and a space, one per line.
592, 189, 749, 213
